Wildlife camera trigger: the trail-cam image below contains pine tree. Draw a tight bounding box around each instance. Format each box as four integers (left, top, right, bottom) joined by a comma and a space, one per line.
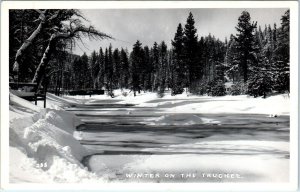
151, 42, 160, 91
112, 48, 121, 88
103, 45, 114, 96
143, 46, 152, 91
166, 49, 173, 90
171, 23, 185, 95
247, 71, 272, 98
258, 26, 264, 46
183, 12, 199, 89
73, 57, 82, 90
208, 41, 226, 96
247, 27, 272, 98
107, 44, 114, 95
252, 29, 263, 69
157, 41, 168, 96
104, 48, 109, 86
98, 47, 105, 88
224, 34, 245, 94
73, 53, 90, 90
235, 11, 257, 82
273, 23, 278, 51
90, 50, 99, 89
130, 40, 143, 96
138, 47, 146, 91
262, 25, 273, 63
81, 53, 91, 90
273, 10, 290, 93
120, 48, 129, 89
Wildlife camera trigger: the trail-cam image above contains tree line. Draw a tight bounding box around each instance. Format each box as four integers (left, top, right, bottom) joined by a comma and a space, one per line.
9, 10, 290, 98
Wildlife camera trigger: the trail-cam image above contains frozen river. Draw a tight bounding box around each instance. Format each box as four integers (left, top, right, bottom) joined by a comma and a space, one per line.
67, 98, 290, 183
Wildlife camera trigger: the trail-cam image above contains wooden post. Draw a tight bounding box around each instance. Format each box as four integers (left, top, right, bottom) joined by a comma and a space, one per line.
35, 94, 37, 105
44, 95, 46, 108
44, 77, 48, 108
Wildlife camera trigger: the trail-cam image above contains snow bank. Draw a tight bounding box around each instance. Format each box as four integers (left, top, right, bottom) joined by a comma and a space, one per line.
65, 89, 167, 105
9, 93, 104, 183
9, 93, 40, 113
65, 89, 289, 116
164, 94, 290, 116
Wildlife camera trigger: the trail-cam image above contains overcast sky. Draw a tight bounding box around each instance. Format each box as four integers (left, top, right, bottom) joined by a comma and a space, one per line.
73, 8, 287, 55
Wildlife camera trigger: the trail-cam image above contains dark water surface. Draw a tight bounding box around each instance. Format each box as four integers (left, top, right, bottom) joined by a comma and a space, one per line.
67, 102, 290, 182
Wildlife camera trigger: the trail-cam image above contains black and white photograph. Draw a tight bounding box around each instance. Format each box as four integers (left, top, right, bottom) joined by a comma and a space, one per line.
0, 1, 298, 190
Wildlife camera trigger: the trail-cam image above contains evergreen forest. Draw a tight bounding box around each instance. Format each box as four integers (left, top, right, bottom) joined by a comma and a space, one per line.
9, 10, 290, 98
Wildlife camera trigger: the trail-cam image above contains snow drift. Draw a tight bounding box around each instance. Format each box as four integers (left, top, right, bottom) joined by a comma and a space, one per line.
9, 93, 103, 183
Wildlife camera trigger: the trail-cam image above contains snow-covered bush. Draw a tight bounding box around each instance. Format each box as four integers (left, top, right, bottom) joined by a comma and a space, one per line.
230, 81, 247, 95
189, 80, 209, 95
273, 72, 290, 93
157, 90, 165, 98
107, 90, 115, 98
247, 72, 272, 98
189, 79, 226, 96
171, 86, 184, 96
157, 86, 165, 98
210, 80, 226, 96
122, 91, 128, 97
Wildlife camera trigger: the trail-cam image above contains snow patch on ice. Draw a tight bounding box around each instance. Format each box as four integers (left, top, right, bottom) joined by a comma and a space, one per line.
144, 114, 220, 125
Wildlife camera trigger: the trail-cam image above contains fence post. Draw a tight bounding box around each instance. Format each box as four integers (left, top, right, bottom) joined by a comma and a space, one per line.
43, 80, 47, 108
35, 94, 37, 105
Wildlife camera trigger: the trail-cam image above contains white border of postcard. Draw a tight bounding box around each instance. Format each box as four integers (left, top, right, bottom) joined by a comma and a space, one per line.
1, 1, 298, 191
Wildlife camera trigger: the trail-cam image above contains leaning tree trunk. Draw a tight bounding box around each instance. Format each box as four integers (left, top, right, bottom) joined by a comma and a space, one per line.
13, 10, 47, 72
32, 34, 56, 89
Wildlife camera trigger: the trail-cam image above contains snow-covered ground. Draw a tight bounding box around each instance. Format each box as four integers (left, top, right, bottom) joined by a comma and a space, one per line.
8, 90, 290, 183
9, 93, 104, 183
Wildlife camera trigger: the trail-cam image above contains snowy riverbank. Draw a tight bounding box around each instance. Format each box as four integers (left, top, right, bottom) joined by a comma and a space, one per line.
9, 91, 290, 183
9, 93, 104, 183
65, 89, 290, 117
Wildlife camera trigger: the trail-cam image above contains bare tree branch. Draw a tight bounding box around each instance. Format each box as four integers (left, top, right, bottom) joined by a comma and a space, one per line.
32, 24, 112, 89
56, 25, 113, 40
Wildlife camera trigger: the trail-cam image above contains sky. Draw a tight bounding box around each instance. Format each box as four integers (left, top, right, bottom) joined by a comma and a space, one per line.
73, 8, 287, 55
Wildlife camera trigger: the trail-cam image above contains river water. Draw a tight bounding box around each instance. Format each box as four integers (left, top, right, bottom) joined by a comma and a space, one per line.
67, 100, 290, 183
